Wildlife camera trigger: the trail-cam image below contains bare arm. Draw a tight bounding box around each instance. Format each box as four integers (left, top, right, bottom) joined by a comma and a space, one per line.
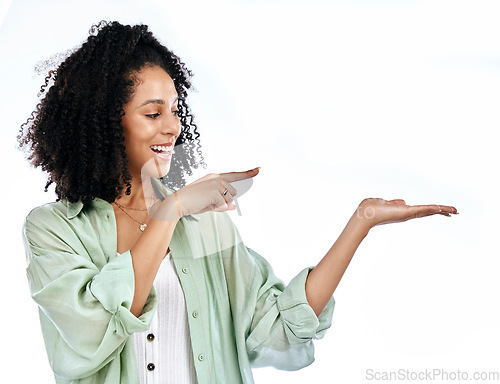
305, 215, 368, 317
129, 196, 179, 317
305, 198, 458, 317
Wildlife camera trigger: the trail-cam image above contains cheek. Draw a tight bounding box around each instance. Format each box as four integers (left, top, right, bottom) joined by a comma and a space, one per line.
122, 117, 155, 144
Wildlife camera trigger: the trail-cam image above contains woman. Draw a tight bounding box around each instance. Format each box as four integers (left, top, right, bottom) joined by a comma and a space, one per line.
18, 21, 458, 384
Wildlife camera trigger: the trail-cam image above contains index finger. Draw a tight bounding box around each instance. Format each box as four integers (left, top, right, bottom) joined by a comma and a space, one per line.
220, 167, 260, 183
407, 204, 458, 218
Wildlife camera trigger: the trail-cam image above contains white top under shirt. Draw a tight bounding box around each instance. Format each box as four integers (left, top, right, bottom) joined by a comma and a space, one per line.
117, 251, 198, 384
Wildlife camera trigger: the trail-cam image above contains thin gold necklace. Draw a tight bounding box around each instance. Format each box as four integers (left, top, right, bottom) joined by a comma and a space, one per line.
112, 201, 148, 232
113, 200, 148, 211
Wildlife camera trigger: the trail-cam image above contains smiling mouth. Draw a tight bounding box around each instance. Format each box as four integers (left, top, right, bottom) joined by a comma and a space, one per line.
150, 144, 173, 154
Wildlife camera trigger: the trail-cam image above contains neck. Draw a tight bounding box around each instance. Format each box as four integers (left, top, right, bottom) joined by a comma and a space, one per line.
114, 177, 147, 209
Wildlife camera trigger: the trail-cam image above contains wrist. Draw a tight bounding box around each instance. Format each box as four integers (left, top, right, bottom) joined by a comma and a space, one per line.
347, 213, 371, 239
151, 195, 181, 223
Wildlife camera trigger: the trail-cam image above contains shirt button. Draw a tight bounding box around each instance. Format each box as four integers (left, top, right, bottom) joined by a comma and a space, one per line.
106, 214, 110, 220
147, 363, 155, 371
147, 333, 155, 341
198, 354, 205, 361
182, 267, 188, 274
192, 311, 198, 318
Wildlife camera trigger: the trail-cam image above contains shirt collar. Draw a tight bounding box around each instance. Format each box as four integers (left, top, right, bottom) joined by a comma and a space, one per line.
67, 200, 84, 219
66, 178, 200, 221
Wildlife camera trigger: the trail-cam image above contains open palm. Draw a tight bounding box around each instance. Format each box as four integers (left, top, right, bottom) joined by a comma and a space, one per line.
354, 198, 458, 229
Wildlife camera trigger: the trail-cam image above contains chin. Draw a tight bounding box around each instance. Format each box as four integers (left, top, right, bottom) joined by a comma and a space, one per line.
141, 156, 172, 180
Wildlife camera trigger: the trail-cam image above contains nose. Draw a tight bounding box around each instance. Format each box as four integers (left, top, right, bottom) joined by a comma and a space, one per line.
160, 112, 181, 139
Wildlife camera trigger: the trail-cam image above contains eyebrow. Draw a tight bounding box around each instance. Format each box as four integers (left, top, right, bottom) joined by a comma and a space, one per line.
136, 96, 179, 109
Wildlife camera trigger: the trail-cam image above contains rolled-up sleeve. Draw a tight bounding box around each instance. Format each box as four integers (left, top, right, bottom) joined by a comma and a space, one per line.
243, 247, 335, 371
22, 214, 157, 380
276, 266, 335, 340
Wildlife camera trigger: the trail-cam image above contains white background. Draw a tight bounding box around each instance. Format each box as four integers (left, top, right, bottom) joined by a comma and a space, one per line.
1, 0, 499, 382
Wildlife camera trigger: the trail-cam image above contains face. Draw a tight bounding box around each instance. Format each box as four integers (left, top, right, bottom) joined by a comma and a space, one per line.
121, 65, 181, 179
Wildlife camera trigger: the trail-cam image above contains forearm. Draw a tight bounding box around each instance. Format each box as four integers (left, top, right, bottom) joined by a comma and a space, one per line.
305, 215, 370, 317
129, 196, 179, 317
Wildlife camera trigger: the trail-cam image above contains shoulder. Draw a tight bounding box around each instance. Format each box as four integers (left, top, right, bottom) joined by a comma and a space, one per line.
22, 199, 88, 250
24, 200, 69, 227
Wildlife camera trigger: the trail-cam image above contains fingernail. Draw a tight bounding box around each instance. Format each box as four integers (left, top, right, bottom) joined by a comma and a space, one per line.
253, 167, 260, 171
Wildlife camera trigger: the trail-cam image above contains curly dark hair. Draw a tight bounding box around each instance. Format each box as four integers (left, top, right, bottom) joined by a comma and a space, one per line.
17, 20, 206, 204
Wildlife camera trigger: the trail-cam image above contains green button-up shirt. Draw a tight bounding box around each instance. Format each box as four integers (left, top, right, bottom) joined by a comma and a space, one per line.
21, 179, 335, 383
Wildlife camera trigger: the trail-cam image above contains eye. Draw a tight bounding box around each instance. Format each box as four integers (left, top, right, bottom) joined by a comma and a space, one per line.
172, 110, 180, 117
146, 113, 160, 119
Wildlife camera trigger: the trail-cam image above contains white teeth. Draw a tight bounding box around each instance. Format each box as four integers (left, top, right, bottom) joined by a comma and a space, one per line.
150, 145, 172, 153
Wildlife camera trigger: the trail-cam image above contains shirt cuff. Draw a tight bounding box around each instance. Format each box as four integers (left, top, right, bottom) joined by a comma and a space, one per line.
90, 250, 158, 337
276, 266, 336, 341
